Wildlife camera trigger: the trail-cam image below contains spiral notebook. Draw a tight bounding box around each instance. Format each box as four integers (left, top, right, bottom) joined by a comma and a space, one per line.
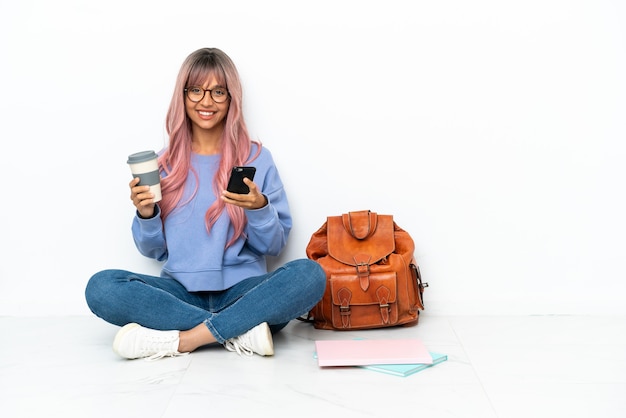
315, 338, 433, 367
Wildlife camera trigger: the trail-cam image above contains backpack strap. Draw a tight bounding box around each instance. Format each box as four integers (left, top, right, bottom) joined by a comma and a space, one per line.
342, 210, 377, 240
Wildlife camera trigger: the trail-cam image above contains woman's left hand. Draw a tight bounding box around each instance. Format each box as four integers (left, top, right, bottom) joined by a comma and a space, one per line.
221, 178, 268, 209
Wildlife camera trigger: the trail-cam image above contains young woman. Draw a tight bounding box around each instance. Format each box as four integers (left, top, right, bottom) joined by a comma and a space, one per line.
85, 48, 326, 360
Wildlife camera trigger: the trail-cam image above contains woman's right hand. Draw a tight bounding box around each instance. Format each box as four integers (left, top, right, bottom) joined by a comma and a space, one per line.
129, 177, 156, 219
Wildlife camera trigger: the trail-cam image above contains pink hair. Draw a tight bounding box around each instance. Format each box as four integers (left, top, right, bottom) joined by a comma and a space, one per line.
158, 48, 261, 247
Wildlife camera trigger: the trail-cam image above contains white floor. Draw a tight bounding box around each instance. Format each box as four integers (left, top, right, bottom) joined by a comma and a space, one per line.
1, 315, 625, 418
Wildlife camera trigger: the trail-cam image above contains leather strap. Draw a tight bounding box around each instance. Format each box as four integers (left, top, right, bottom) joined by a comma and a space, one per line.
376, 286, 391, 324
337, 287, 352, 328
342, 210, 377, 240
353, 253, 371, 291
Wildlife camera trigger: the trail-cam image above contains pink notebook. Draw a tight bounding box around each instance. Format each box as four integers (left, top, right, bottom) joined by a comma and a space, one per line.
315, 339, 433, 367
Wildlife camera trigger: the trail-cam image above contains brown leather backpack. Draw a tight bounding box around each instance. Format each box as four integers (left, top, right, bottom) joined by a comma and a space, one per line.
304, 210, 427, 330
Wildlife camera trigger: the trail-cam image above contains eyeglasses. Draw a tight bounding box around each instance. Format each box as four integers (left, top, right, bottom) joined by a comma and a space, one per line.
184, 86, 230, 103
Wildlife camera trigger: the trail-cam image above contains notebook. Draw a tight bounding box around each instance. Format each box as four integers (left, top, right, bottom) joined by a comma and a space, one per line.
361, 352, 448, 377
315, 338, 433, 367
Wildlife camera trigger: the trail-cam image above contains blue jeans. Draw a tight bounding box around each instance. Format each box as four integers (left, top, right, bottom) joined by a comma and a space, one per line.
85, 259, 326, 343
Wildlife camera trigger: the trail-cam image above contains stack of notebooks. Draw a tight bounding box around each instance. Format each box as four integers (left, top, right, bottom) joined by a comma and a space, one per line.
314, 338, 447, 377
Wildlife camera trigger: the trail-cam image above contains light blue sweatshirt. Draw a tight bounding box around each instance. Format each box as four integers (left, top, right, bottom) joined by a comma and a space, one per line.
131, 145, 292, 291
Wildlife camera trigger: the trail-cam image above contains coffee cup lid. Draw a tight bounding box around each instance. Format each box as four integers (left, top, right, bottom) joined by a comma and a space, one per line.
127, 150, 157, 164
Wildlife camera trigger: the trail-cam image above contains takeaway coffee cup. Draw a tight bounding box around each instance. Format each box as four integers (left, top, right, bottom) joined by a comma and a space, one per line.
127, 150, 162, 202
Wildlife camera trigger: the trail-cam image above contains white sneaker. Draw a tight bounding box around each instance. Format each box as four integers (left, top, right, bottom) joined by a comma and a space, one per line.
224, 322, 274, 356
113, 323, 186, 360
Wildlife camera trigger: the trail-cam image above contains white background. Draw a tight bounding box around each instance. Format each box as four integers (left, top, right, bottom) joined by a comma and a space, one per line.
1, 0, 624, 316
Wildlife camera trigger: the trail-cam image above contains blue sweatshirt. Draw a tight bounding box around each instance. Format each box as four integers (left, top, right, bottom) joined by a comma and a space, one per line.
131, 145, 292, 291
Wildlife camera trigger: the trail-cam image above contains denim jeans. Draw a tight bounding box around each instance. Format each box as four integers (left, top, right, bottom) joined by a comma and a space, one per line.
85, 259, 326, 343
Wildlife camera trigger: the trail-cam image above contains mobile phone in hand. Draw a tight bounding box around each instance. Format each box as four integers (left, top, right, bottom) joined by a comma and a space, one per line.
227, 166, 256, 194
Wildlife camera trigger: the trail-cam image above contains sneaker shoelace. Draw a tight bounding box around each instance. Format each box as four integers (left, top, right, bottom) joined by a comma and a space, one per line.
146, 351, 189, 362
224, 334, 255, 357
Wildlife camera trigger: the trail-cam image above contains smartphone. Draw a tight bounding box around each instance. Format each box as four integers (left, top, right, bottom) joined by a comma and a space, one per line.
227, 166, 256, 194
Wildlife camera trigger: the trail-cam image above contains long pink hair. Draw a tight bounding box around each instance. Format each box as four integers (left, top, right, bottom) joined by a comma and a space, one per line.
158, 48, 261, 247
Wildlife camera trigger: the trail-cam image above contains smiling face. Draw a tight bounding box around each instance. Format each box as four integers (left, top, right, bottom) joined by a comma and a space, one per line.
185, 76, 230, 137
